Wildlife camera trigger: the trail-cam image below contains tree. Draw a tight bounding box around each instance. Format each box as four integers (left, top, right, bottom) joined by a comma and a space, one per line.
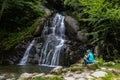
0, 0, 7, 21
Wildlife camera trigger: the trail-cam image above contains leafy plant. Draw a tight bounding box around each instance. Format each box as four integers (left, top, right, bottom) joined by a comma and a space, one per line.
64, 0, 120, 60
0, 0, 45, 31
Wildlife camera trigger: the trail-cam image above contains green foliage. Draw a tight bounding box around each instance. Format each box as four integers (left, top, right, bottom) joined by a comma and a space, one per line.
0, 0, 45, 50
64, 0, 80, 9
0, 0, 7, 20
64, 0, 120, 60
32, 77, 42, 80
103, 61, 115, 67
0, 16, 43, 50
64, 0, 81, 20
95, 57, 105, 66
0, 0, 45, 31
112, 63, 120, 69
115, 59, 120, 63
100, 73, 113, 80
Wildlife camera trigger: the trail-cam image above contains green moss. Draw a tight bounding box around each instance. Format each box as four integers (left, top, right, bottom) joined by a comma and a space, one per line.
32, 75, 64, 80
69, 66, 86, 72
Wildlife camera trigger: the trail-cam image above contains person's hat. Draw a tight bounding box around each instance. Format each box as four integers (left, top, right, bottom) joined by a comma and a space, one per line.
87, 49, 91, 53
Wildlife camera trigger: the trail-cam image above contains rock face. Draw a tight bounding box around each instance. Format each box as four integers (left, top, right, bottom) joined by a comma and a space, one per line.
2, 39, 32, 65
77, 30, 88, 42
65, 16, 80, 40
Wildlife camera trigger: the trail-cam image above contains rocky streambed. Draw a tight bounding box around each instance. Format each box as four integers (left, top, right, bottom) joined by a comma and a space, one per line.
1, 62, 120, 80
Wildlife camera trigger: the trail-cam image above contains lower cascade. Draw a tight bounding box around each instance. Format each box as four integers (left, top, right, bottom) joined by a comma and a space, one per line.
19, 40, 35, 65
19, 13, 66, 66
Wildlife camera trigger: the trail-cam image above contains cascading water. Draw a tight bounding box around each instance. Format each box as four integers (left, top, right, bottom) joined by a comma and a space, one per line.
19, 40, 35, 65
39, 13, 65, 66
19, 13, 66, 66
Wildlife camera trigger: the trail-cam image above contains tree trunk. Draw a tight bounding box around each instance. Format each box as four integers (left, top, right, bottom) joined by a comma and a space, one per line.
0, 0, 7, 21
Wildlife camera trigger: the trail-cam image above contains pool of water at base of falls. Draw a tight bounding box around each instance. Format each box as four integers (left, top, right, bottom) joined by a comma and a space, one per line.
0, 65, 54, 79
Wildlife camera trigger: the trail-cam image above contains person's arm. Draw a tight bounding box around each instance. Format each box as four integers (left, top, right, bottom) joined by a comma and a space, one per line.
87, 53, 90, 60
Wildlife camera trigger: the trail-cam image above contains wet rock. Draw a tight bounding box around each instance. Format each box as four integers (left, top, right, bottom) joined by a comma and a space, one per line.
50, 66, 63, 74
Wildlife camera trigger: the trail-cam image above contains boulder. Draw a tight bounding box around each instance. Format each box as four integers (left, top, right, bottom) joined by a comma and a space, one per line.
32, 73, 45, 79
91, 71, 107, 78
33, 21, 44, 37
65, 16, 80, 39
50, 66, 63, 74
18, 73, 38, 80
77, 30, 88, 42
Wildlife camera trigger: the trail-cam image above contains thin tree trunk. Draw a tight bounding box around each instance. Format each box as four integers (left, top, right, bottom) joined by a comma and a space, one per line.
0, 0, 7, 21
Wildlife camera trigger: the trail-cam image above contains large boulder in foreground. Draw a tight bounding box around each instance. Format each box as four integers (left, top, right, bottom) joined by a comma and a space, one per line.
50, 66, 63, 74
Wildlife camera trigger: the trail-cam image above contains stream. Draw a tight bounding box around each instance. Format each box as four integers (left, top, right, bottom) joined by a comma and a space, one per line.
0, 65, 53, 79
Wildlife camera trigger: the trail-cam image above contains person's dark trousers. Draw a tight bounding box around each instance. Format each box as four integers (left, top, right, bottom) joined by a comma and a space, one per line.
84, 58, 93, 66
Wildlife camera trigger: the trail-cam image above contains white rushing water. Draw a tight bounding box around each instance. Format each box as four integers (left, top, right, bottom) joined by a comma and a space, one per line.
19, 13, 65, 66
19, 40, 35, 65
39, 13, 65, 66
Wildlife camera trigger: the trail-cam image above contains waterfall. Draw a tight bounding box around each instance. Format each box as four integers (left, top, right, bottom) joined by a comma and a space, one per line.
39, 13, 65, 66
19, 13, 65, 66
19, 40, 35, 65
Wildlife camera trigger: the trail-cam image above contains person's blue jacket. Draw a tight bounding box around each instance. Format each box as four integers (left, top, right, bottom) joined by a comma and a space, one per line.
87, 50, 94, 63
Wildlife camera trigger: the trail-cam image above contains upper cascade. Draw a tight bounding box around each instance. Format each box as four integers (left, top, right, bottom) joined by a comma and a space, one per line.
39, 13, 66, 66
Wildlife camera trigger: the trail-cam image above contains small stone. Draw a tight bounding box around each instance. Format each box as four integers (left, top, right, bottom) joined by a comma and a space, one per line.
75, 71, 82, 74
44, 74, 55, 78
91, 71, 107, 78
18, 73, 33, 80
73, 74, 81, 79
65, 73, 73, 77
108, 68, 113, 71
32, 73, 45, 79
101, 67, 107, 70
64, 77, 75, 80
85, 75, 93, 80
77, 77, 85, 80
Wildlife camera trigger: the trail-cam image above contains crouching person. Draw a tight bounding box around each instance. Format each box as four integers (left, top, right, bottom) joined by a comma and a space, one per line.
84, 49, 94, 66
